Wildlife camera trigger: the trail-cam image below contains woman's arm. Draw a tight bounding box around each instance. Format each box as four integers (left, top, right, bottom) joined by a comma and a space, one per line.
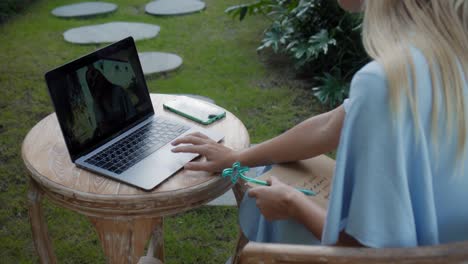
171, 105, 345, 172
289, 190, 363, 246
249, 176, 362, 246
236, 105, 345, 167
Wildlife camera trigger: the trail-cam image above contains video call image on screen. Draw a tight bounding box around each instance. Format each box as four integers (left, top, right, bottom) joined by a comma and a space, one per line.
54, 55, 150, 152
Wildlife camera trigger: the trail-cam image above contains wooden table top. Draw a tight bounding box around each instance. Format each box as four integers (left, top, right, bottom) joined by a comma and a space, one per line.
22, 94, 250, 217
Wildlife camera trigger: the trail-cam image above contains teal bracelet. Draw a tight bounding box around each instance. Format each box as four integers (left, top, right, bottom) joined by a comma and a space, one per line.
222, 162, 316, 196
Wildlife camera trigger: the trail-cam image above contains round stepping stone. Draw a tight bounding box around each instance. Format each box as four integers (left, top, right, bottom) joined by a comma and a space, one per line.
145, 0, 206, 16
64, 22, 160, 44
138, 52, 183, 75
52, 2, 117, 18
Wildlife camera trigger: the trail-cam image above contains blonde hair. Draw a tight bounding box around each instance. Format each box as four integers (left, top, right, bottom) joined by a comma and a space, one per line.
362, 0, 468, 157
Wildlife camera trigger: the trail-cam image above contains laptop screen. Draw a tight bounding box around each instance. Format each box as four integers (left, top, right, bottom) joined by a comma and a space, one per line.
45, 37, 154, 162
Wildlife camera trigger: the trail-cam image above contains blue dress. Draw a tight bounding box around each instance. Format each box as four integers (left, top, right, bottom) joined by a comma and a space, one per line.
239, 48, 468, 247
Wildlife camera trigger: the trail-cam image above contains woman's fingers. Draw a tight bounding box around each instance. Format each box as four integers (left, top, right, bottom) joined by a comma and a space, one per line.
248, 186, 268, 198
170, 132, 234, 172
171, 144, 208, 155
266, 176, 274, 186
191, 131, 210, 139
171, 134, 210, 146
267, 176, 283, 186
184, 161, 216, 171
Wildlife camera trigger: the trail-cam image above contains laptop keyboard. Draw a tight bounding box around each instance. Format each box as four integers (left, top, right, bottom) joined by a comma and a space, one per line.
85, 119, 190, 174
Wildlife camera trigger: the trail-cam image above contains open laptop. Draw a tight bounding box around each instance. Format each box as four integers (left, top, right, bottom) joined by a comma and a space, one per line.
45, 37, 223, 190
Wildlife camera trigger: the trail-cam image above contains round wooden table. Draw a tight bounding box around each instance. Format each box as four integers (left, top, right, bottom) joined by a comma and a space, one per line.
22, 94, 250, 264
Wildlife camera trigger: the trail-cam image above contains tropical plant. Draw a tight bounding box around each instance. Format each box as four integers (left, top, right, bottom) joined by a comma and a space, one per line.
313, 71, 349, 108
224, 0, 280, 21
226, 0, 368, 108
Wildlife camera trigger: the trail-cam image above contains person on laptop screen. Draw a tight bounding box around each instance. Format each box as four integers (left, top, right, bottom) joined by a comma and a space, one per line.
86, 64, 136, 137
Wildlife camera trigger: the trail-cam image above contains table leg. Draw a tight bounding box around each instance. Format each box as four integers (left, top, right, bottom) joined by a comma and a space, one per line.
138, 219, 164, 264
28, 179, 57, 264
88, 217, 163, 264
146, 219, 164, 260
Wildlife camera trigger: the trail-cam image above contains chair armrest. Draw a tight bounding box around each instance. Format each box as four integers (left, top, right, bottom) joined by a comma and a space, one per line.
239, 241, 468, 264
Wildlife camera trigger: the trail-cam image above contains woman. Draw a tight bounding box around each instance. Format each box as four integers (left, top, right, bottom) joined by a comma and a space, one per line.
172, 0, 468, 247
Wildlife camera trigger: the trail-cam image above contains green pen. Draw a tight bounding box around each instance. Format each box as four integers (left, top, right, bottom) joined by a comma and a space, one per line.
222, 162, 316, 196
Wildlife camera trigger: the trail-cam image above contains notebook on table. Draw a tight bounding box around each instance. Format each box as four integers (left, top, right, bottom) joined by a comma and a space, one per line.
45, 37, 223, 190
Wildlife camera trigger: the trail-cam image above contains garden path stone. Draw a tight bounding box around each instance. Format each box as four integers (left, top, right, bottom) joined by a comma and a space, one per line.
145, 0, 206, 16
52, 2, 117, 18
139, 52, 183, 75
64, 22, 160, 44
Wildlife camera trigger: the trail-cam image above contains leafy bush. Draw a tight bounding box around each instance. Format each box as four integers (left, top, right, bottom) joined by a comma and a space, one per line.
226, 0, 368, 108
313, 72, 349, 108
0, 0, 35, 23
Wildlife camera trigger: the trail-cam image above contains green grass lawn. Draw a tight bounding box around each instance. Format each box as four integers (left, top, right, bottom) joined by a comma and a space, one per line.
0, 0, 323, 263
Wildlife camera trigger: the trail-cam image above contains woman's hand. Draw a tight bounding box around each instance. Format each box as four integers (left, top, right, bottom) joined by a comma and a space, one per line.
248, 177, 302, 221
171, 132, 238, 172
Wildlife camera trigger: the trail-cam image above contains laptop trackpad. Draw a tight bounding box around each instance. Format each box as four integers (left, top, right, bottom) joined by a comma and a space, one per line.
118, 144, 197, 190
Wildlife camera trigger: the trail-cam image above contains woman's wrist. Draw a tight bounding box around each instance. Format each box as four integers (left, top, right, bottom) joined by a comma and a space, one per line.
231, 149, 246, 166
224, 150, 242, 168
288, 191, 327, 238
286, 190, 305, 220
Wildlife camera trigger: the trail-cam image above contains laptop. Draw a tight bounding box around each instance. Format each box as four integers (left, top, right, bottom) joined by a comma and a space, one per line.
45, 37, 224, 190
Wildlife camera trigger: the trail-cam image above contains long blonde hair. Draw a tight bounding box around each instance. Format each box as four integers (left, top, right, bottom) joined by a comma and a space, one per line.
362, 0, 468, 156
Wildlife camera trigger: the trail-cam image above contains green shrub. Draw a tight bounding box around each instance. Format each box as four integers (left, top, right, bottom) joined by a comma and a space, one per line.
313, 72, 349, 108
0, 0, 35, 23
226, 0, 369, 108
